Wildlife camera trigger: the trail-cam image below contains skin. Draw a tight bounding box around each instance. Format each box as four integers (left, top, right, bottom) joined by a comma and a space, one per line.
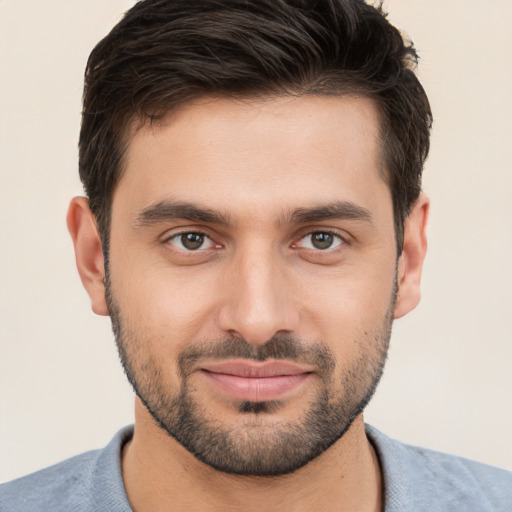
67, 94, 429, 512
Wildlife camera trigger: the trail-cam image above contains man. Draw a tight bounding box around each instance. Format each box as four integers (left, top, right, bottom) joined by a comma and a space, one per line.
1, 0, 510, 510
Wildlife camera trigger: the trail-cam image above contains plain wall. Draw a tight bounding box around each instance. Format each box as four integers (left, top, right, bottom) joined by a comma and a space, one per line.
0, 0, 511, 483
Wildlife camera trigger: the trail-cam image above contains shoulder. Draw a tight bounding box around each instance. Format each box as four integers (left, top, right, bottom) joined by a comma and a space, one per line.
365, 424, 512, 512
1, 450, 101, 512
0, 426, 133, 512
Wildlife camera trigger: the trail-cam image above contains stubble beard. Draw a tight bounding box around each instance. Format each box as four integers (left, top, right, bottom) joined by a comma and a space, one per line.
106, 281, 394, 477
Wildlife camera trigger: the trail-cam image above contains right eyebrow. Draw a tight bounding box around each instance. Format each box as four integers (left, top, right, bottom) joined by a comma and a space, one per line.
135, 201, 231, 228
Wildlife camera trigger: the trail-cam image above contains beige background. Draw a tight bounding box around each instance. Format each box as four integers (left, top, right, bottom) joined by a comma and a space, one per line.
1, 0, 511, 483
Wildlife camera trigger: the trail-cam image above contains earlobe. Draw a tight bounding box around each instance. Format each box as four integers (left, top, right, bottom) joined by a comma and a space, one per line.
394, 193, 429, 319
66, 197, 109, 316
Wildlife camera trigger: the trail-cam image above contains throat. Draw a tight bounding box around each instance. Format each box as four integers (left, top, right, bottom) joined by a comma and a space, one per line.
122, 408, 383, 512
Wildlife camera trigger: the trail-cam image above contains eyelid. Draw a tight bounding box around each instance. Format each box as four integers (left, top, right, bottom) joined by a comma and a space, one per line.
292, 228, 349, 249
160, 226, 350, 254
161, 225, 212, 242
162, 229, 220, 251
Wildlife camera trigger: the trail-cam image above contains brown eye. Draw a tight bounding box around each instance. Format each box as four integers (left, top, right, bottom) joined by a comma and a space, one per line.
169, 232, 214, 251
181, 233, 204, 250
311, 232, 334, 249
297, 231, 343, 251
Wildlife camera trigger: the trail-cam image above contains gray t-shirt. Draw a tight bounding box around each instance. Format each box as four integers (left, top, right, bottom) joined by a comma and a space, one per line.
1, 425, 511, 511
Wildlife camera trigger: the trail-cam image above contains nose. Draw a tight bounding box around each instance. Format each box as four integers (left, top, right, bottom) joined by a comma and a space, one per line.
217, 245, 299, 345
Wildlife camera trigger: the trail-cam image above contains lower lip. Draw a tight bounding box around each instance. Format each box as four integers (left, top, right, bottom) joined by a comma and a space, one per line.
200, 371, 311, 402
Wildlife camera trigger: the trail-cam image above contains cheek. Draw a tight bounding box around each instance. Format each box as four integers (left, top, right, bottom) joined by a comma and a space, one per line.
299, 262, 396, 343
111, 257, 223, 347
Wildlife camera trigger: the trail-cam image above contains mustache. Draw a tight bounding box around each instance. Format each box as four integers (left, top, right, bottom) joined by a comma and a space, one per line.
177, 333, 336, 376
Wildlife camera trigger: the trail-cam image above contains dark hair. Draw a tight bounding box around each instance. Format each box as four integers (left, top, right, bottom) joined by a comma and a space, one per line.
79, 0, 432, 255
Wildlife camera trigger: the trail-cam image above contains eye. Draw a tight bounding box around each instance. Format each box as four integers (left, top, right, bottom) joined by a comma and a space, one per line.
167, 232, 215, 251
297, 231, 343, 251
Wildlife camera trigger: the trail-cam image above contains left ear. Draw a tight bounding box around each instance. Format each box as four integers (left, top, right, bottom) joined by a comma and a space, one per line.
394, 193, 429, 319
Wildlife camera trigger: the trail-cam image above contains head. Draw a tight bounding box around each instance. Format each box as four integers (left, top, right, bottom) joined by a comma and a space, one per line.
68, 0, 431, 477
79, 0, 431, 256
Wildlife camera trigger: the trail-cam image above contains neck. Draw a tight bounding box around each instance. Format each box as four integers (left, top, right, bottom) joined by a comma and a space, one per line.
122, 400, 382, 512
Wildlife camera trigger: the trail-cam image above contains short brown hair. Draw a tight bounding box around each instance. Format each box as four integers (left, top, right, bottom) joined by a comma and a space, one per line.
79, 0, 432, 255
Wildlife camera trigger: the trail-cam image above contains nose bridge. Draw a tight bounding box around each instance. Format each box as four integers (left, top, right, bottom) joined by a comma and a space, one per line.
218, 240, 297, 345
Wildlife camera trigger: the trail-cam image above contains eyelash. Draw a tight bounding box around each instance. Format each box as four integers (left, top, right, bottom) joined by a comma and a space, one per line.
165, 230, 218, 251
293, 230, 345, 251
164, 229, 347, 253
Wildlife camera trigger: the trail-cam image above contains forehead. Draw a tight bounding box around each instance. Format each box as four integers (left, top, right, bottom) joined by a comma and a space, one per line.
114, 94, 389, 222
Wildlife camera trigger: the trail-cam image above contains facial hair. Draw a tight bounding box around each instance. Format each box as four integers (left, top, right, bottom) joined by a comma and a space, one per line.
106, 280, 394, 477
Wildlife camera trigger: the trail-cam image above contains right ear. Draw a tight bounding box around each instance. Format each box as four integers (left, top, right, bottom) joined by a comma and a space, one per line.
66, 197, 109, 316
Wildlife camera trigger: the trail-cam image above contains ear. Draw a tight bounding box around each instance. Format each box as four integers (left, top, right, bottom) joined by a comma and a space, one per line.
66, 197, 109, 316
394, 193, 429, 319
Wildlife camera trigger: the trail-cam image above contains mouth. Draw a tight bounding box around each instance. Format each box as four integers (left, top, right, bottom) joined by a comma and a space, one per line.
198, 360, 314, 402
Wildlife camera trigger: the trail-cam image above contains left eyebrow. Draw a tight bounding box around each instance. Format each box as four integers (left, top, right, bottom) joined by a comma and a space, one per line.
287, 201, 374, 225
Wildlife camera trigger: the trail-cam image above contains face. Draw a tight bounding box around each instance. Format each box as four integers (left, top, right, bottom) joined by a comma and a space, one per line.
106, 95, 399, 476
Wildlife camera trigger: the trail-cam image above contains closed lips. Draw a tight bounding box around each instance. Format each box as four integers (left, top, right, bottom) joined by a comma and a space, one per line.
199, 361, 313, 402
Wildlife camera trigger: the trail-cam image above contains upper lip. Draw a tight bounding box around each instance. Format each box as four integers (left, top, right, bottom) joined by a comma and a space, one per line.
199, 360, 313, 378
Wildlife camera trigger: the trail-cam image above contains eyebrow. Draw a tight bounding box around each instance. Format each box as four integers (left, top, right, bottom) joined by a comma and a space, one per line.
288, 201, 373, 225
136, 201, 231, 227
135, 200, 373, 228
